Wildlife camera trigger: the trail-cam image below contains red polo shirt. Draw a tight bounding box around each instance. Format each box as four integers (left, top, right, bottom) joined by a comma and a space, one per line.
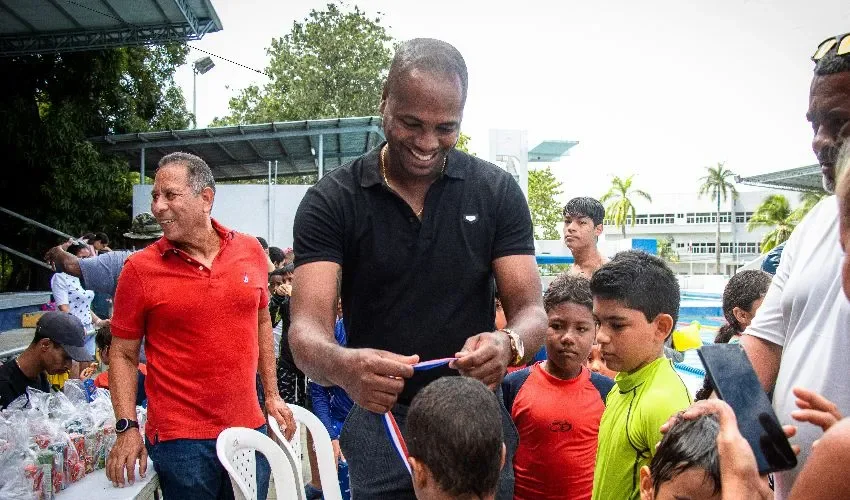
111, 219, 269, 442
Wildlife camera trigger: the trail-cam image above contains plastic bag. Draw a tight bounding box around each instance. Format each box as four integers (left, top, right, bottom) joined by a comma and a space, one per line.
0, 413, 38, 499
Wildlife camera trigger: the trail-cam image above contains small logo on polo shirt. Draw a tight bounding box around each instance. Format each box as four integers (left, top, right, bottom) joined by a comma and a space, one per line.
464, 214, 478, 223
243, 273, 249, 283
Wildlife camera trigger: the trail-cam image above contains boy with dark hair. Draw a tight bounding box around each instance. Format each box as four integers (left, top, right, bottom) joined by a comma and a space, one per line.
590, 250, 692, 500
562, 197, 608, 278
268, 246, 285, 268
88, 327, 148, 407
407, 377, 505, 500
502, 274, 613, 499
638, 414, 721, 500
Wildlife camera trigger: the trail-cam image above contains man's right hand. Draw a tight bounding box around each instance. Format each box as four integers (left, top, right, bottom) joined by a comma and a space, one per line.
339, 348, 418, 414
106, 429, 147, 488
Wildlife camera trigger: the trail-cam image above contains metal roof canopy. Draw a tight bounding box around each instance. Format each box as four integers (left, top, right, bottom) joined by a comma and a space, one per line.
737, 164, 823, 192
89, 116, 386, 181
0, 0, 222, 57
528, 140, 579, 162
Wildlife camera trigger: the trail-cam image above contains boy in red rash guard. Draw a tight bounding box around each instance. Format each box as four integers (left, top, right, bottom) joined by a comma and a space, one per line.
502, 274, 614, 500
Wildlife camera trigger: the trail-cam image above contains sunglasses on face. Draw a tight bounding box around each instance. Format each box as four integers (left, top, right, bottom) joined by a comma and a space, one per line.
812, 33, 850, 62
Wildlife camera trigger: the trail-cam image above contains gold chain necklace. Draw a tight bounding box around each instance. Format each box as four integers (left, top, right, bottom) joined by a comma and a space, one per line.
380, 145, 447, 218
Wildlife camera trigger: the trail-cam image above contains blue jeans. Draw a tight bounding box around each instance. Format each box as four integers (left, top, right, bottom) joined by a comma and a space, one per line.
146, 426, 271, 500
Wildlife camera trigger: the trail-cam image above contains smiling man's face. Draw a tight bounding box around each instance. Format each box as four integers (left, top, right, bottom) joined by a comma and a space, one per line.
808, 72, 850, 193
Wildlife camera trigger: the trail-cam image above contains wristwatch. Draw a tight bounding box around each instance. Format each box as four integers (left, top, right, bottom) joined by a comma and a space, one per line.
500, 328, 525, 366
116, 418, 140, 434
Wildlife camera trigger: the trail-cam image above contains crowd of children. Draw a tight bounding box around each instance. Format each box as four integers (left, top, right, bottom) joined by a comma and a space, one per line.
396, 149, 850, 500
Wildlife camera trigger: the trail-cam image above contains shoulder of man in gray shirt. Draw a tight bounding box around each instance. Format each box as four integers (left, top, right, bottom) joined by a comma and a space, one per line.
79, 250, 134, 297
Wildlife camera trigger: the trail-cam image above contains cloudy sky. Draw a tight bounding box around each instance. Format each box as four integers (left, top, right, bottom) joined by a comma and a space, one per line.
176, 0, 850, 199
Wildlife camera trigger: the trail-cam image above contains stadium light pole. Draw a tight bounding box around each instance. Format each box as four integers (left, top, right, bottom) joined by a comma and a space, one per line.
192, 56, 216, 128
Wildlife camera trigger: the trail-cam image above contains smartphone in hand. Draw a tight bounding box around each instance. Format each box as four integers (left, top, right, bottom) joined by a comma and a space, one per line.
698, 344, 797, 474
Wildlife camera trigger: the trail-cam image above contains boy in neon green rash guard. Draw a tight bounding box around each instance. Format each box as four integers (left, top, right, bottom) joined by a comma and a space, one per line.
590, 251, 692, 500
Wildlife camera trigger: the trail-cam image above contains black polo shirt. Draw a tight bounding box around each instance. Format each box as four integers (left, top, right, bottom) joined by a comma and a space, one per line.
294, 145, 535, 403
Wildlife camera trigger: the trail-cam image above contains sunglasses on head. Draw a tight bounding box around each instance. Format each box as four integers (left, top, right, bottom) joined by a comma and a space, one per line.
812, 33, 850, 62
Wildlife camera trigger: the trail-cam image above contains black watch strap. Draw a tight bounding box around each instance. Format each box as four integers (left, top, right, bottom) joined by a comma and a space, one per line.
116, 418, 139, 434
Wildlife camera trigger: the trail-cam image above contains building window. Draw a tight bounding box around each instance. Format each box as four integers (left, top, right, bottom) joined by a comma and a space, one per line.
686, 212, 715, 224
735, 212, 755, 223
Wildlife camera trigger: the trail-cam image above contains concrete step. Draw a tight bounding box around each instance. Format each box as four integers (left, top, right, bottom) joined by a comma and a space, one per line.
0, 327, 35, 360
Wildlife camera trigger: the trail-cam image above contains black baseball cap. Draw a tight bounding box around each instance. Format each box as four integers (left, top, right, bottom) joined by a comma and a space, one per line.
34, 312, 93, 362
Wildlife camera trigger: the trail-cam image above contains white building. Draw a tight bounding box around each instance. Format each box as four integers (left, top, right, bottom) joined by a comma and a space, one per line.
601, 189, 796, 275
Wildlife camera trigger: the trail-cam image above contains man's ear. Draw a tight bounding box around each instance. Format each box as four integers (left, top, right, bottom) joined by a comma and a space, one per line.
594, 224, 604, 237
201, 186, 215, 215
732, 306, 749, 326
409, 456, 428, 490
638, 465, 655, 500
38, 338, 52, 351
379, 84, 389, 115
499, 443, 506, 471
655, 313, 674, 342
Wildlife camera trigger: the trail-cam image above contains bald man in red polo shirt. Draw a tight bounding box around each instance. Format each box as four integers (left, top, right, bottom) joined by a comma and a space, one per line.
105, 152, 295, 499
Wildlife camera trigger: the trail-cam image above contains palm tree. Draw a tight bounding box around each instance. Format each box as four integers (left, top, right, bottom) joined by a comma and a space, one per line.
748, 194, 796, 252
698, 163, 738, 274
790, 190, 827, 223
600, 175, 652, 238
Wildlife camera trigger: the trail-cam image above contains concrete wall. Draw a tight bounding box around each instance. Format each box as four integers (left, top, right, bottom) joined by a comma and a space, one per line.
133, 183, 310, 248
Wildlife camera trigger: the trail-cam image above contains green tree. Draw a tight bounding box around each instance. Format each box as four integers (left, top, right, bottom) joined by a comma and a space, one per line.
528, 167, 563, 240
0, 44, 191, 290
657, 235, 680, 263
790, 190, 827, 223
455, 132, 472, 154
698, 162, 738, 274
600, 175, 652, 238
212, 3, 393, 125
748, 194, 796, 252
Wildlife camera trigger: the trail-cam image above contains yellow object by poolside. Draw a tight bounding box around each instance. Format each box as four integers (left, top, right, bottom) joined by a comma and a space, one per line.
672, 321, 703, 352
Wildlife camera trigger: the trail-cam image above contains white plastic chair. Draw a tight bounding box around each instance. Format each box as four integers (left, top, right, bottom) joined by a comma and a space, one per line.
275, 404, 343, 500
268, 415, 306, 498
217, 426, 301, 500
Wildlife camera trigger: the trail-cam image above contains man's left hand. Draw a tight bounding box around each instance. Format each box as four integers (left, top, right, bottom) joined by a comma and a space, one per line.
266, 396, 296, 441
451, 331, 512, 389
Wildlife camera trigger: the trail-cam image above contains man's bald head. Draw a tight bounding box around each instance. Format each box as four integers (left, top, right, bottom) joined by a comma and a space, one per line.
384, 38, 468, 105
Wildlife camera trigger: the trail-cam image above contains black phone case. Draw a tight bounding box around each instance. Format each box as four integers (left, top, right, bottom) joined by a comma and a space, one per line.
698, 344, 797, 474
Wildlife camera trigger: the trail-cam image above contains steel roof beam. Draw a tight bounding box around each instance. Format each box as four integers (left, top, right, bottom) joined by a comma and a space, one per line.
97, 125, 383, 151
0, 23, 206, 57
171, 0, 200, 36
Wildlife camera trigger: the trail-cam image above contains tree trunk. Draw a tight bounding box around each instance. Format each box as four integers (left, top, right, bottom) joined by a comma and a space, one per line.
716, 195, 721, 274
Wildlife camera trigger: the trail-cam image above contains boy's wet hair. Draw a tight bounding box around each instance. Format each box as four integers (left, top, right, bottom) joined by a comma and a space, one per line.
716, 270, 772, 343
563, 197, 605, 226
269, 265, 294, 281
407, 377, 503, 498
544, 273, 592, 313
649, 414, 721, 495
590, 250, 680, 326
268, 246, 284, 265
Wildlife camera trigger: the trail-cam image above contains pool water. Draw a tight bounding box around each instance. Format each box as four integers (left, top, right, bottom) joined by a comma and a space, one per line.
675, 292, 724, 396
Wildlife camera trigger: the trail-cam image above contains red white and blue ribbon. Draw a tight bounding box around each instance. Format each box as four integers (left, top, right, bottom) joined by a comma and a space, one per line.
383, 357, 456, 475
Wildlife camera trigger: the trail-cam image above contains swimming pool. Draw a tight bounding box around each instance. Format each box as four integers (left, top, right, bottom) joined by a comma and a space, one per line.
675, 291, 724, 396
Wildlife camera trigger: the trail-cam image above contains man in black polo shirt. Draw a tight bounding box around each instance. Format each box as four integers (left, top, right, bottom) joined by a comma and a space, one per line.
0, 312, 93, 409
290, 38, 547, 499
